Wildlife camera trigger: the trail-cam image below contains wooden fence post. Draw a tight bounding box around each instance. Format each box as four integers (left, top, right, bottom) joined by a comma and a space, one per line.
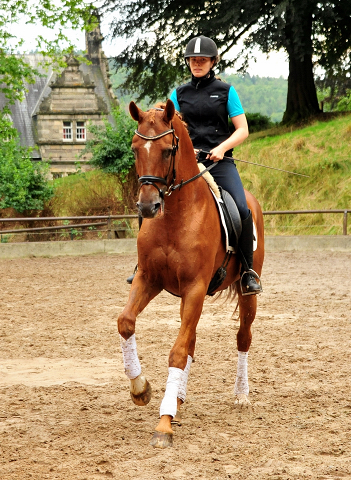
343, 210, 348, 236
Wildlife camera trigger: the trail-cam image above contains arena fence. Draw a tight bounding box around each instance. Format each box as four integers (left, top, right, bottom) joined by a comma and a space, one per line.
0, 210, 350, 242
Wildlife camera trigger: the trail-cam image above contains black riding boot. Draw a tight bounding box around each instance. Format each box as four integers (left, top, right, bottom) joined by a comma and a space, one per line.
126, 216, 142, 284
238, 210, 263, 295
126, 264, 138, 284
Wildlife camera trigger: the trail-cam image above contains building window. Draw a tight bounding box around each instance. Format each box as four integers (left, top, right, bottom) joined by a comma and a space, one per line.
52, 172, 64, 179
63, 121, 72, 141
76, 121, 86, 141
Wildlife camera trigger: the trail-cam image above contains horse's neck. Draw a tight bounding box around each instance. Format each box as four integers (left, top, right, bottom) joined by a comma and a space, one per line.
166, 148, 211, 214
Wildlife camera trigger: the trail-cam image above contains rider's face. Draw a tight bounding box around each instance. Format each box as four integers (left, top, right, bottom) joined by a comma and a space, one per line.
189, 57, 214, 78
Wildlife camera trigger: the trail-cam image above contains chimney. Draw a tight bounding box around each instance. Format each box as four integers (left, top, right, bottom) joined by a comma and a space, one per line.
85, 11, 103, 66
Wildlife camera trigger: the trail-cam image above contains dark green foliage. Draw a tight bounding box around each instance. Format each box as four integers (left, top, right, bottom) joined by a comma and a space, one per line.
315, 52, 351, 112
245, 113, 274, 133
101, 0, 351, 123
0, 112, 53, 213
82, 107, 137, 177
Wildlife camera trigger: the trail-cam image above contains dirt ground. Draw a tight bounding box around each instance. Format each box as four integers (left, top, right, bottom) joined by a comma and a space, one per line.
0, 250, 350, 480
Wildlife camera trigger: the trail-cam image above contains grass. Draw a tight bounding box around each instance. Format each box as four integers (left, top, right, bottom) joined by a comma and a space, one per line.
46, 170, 133, 217
236, 114, 351, 235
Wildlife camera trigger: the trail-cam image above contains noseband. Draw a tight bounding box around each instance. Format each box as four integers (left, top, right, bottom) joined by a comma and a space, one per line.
134, 125, 179, 199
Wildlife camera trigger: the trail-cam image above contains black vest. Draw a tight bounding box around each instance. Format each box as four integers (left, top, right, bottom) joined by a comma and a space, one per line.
176, 71, 231, 153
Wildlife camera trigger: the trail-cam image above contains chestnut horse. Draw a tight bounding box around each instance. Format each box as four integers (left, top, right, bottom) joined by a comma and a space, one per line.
118, 99, 264, 448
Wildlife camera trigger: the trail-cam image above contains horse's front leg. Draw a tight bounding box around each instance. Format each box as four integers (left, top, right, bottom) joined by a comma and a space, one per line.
234, 289, 257, 409
150, 286, 205, 448
118, 278, 161, 406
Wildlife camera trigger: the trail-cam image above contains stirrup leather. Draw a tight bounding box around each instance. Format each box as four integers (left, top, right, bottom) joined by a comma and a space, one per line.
240, 269, 263, 296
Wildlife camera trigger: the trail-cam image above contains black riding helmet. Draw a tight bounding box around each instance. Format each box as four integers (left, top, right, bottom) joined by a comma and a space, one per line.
184, 35, 219, 71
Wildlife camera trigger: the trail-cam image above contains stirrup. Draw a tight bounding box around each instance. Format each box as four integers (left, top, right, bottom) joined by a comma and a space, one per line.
240, 269, 263, 296
126, 265, 138, 284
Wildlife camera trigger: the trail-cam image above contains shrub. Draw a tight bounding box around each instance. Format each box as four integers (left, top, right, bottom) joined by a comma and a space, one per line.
245, 112, 274, 133
229, 112, 274, 134
80, 106, 138, 211
0, 111, 53, 214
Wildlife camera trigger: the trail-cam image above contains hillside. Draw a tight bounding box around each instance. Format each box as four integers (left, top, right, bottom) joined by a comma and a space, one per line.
236, 114, 351, 235
221, 73, 287, 123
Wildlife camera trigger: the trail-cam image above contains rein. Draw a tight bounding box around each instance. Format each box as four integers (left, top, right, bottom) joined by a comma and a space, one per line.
134, 125, 217, 198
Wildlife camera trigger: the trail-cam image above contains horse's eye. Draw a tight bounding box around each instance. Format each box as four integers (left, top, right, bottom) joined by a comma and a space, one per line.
131, 147, 137, 158
162, 149, 172, 160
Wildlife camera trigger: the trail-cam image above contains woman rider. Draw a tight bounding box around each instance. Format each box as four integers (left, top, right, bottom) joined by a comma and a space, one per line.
127, 35, 262, 295
169, 35, 262, 295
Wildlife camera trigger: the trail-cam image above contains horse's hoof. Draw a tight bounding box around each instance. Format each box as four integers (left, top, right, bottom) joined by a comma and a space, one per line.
234, 394, 253, 411
171, 410, 182, 425
130, 379, 152, 406
150, 431, 173, 448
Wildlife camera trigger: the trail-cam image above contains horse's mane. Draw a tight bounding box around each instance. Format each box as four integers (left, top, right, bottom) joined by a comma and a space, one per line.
154, 102, 187, 128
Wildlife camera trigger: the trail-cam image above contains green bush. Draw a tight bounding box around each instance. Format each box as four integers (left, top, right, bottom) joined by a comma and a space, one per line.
82, 106, 137, 177
245, 112, 275, 133
80, 106, 139, 211
229, 112, 274, 134
0, 111, 53, 214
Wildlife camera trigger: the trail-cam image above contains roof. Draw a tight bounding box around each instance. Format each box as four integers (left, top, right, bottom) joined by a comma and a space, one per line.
0, 54, 117, 159
0, 55, 53, 158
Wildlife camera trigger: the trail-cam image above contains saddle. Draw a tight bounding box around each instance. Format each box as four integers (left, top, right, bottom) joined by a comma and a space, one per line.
216, 187, 242, 253
206, 187, 242, 295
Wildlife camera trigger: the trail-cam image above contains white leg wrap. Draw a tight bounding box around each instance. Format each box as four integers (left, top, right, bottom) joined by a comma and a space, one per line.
234, 351, 249, 396
159, 367, 183, 418
120, 334, 142, 380
177, 355, 193, 403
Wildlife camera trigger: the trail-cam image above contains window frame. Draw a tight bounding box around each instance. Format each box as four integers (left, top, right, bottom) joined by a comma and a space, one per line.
76, 121, 86, 142
63, 121, 73, 141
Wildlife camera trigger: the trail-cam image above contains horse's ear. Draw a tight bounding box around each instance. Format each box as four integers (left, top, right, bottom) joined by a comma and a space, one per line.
129, 101, 143, 122
163, 99, 175, 124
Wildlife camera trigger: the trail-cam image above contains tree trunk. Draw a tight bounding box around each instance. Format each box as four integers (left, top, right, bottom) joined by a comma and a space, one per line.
283, 53, 320, 124
282, 1, 320, 124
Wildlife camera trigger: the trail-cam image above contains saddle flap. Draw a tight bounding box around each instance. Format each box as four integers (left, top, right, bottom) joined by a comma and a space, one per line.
219, 188, 242, 252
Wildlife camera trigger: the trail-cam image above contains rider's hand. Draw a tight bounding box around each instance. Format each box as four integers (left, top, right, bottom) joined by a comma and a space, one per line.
207, 145, 226, 162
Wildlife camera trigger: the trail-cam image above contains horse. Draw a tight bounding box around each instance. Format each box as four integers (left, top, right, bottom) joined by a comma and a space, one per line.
118, 99, 264, 448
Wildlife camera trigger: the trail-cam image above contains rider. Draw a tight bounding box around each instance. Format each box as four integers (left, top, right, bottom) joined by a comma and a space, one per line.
128, 35, 262, 295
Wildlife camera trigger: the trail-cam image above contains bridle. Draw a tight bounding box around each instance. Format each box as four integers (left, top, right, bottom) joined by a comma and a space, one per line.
134, 126, 179, 199
134, 109, 217, 198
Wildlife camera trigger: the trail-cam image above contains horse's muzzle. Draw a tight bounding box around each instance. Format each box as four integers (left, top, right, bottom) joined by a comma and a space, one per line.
136, 200, 163, 219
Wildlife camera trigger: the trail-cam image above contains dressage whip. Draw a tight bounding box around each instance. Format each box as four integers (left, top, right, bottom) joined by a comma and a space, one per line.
199, 151, 310, 177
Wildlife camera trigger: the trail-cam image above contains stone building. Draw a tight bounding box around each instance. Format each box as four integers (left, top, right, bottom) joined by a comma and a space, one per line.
1, 25, 118, 178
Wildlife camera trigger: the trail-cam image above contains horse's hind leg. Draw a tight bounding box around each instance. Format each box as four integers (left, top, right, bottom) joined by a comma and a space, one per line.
234, 289, 257, 409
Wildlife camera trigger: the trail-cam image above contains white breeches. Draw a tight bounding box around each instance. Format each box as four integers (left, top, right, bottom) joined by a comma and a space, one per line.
234, 351, 249, 396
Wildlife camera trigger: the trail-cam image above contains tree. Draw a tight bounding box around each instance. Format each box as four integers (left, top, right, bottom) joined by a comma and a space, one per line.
0, 0, 96, 106
0, 1, 96, 214
101, 0, 351, 123
0, 112, 53, 213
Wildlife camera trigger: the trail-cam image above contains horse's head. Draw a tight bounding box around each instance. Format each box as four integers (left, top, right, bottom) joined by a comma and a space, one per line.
130, 100, 178, 219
